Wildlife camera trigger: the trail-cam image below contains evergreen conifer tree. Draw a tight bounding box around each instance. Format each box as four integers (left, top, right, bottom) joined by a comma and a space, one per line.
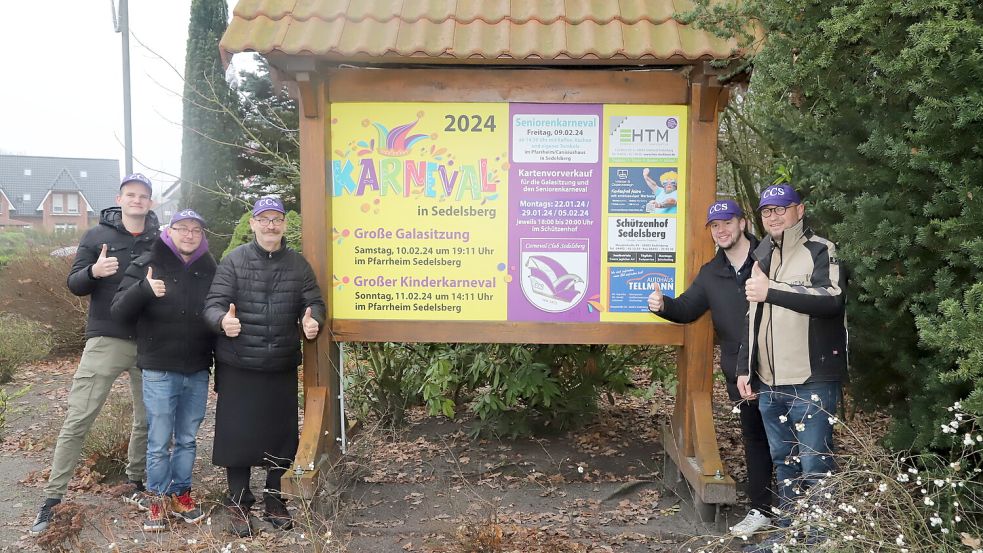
688, 0, 983, 448
180, 0, 241, 256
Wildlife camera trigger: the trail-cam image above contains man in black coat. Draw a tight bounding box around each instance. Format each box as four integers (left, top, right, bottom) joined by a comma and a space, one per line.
648, 199, 774, 536
111, 209, 216, 532
202, 196, 325, 537
30, 174, 159, 535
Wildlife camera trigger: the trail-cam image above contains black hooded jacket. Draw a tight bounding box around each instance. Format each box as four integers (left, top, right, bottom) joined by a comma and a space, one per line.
202, 239, 326, 372
653, 233, 758, 400
67, 207, 160, 340
111, 238, 217, 374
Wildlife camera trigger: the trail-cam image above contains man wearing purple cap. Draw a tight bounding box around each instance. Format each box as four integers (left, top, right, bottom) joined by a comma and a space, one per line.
737, 185, 847, 551
648, 199, 774, 536
111, 209, 216, 531
203, 197, 325, 537
30, 174, 159, 535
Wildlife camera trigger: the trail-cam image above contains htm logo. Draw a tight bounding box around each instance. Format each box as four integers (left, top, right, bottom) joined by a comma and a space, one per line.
619, 128, 671, 143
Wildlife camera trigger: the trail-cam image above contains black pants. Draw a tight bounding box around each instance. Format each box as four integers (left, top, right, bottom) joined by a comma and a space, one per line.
740, 400, 775, 513
226, 466, 286, 510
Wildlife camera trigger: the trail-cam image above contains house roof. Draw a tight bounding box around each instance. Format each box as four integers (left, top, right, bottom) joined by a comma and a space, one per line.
221, 0, 743, 66
0, 155, 120, 215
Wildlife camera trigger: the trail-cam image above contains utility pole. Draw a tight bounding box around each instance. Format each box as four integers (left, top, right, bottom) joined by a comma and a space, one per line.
112, 0, 133, 175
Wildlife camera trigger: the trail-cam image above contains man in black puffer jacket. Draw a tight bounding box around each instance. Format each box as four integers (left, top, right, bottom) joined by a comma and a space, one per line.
112, 209, 216, 532
30, 174, 159, 535
202, 196, 325, 537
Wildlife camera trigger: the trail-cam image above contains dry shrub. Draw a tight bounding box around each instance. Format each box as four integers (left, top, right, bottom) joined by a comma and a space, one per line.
35, 501, 86, 552
454, 518, 505, 553
82, 392, 132, 477
0, 250, 87, 353
0, 385, 30, 440
446, 518, 590, 553
0, 313, 52, 382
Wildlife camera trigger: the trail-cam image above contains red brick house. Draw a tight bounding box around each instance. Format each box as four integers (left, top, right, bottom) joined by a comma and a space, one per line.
0, 155, 121, 233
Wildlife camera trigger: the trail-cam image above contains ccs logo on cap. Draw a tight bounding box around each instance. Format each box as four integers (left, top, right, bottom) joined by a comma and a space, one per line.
708, 202, 729, 214
256, 198, 278, 207
761, 187, 787, 199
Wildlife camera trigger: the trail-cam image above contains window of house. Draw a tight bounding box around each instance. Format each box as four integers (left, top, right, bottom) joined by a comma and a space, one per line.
79, 171, 87, 178
55, 223, 77, 232
52, 193, 64, 214
23, 193, 30, 202
23, 169, 31, 176
67, 194, 79, 214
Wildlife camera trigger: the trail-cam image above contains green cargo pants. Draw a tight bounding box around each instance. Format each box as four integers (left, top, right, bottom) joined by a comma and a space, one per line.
44, 337, 146, 499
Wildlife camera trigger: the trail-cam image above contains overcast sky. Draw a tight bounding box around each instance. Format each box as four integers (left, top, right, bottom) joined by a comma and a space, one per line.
0, 1, 254, 197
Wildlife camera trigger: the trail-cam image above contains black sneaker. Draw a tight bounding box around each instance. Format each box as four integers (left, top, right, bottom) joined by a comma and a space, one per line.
261, 495, 293, 531
29, 498, 60, 535
120, 480, 147, 510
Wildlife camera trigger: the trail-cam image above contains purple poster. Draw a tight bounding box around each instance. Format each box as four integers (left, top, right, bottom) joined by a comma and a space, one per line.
507, 104, 603, 322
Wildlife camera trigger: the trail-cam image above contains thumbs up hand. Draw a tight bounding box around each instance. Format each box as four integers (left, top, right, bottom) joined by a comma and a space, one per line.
647, 282, 664, 313
91, 244, 119, 278
745, 262, 770, 303
145, 266, 166, 298
222, 303, 241, 337
301, 306, 319, 340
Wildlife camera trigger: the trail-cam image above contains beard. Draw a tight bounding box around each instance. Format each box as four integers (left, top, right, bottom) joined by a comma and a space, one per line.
176, 243, 199, 256
716, 234, 742, 250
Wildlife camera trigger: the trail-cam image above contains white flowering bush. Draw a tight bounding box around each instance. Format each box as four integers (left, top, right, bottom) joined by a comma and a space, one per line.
685, 400, 983, 552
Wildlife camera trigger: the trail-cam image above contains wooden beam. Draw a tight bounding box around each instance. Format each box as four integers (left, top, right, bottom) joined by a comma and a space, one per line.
674, 79, 723, 461
324, 68, 689, 105
296, 72, 319, 119
698, 82, 726, 123
663, 423, 737, 505
282, 386, 328, 498
690, 391, 724, 476
285, 74, 343, 499
331, 320, 685, 346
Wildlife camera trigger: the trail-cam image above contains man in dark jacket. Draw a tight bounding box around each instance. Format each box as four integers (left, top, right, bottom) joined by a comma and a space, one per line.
202, 196, 325, 537
648, 199, 774, 536
30, 174, 159, 535
738, 184, 847, 552
111, 209, 216, 532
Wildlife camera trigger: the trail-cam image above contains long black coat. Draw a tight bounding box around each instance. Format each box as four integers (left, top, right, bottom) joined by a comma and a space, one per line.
654, 234, 758, 400
67, 207, 160, 340
110, 238, 217, 374
202, 239, 325, 372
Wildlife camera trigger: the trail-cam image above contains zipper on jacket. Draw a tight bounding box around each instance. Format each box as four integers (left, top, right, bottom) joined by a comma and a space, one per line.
267, 256, 273, 352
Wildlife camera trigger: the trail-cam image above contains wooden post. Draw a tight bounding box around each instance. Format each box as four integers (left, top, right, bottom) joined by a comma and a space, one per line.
283, 73, 344, 499
666, 77, 737, 507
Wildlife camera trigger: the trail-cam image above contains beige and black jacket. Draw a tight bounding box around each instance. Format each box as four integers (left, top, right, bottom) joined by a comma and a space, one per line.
738, 219, 848, 386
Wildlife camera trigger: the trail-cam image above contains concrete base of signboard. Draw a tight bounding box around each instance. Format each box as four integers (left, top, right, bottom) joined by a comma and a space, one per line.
661, 422, 736, 528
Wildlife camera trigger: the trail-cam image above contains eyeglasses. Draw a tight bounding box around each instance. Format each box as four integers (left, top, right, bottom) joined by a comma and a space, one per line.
170, 226, 203, 236
254, 217, 285, 227
760, 205, 796, 218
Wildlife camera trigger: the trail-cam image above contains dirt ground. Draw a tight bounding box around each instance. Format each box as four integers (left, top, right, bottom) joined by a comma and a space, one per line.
0, 354, 885, 552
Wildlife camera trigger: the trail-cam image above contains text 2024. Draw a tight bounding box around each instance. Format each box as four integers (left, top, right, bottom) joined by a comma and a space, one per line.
444, 114, 497, 133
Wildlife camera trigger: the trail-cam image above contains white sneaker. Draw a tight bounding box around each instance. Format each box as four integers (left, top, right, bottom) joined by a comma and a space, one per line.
730, 509, 772, 536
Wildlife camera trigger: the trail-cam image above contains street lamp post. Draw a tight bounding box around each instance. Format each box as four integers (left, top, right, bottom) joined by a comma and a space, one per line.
112, 0, 133, 175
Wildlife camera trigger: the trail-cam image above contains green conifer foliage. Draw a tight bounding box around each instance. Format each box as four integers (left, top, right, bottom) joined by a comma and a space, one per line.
180, 0, 242, 256
688, 1, 983, 448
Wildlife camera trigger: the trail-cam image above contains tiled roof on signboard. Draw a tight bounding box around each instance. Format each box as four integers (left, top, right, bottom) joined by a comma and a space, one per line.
221, 0, 743, 64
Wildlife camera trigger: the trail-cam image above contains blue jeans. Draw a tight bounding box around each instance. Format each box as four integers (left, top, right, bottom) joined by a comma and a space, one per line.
142, 369, 209, 496
757, 381, 840, 516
